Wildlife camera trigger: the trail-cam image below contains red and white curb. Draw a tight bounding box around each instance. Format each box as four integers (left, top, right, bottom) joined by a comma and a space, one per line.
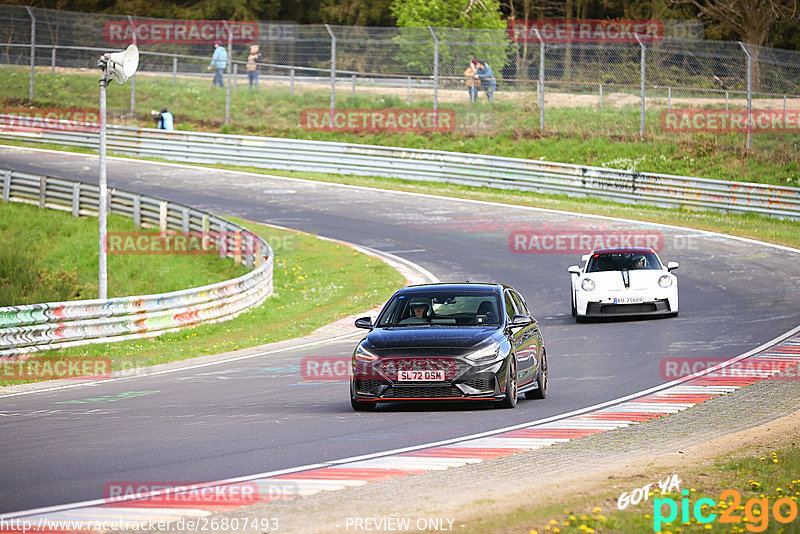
3, 332, 799, 533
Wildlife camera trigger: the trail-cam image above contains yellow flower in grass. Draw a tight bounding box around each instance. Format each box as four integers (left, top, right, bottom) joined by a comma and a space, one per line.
550, 519, 559, 525
530, 530, 539, 534
592, 507, 601, 514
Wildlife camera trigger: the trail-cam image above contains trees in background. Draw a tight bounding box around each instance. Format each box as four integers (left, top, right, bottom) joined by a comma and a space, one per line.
4, 0, 799, 50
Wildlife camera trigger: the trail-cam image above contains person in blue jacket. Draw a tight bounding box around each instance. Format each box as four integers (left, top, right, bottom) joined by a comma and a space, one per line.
473, 60, 497, 101
157, 108, 173, 130
207, 40, 228, 88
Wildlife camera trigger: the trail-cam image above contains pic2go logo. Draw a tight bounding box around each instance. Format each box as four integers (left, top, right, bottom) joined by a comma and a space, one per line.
653, 489, 799, 532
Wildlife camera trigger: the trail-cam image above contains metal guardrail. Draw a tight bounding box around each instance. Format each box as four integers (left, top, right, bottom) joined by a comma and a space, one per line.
1, 118, 798, 219
0, 168, 274, 358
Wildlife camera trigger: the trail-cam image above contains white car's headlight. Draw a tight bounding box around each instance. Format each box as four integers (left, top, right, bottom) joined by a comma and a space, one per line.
581, 278, 596, 291
465, 341, 500, 363
658, 275, 673, 288
354, 344, 379, 363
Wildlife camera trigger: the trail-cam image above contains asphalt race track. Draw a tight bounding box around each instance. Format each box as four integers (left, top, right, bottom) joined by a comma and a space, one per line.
1, 146, 799, 515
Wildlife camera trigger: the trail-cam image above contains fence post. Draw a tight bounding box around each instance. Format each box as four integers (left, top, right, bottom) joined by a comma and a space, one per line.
224, 20, 232, 126
599, 83, 603, 108
127, 16, 137, 117
72, 182, 80, 217
533, 28, 545, 132
233, 62, 238, 89
3, 170, 12, 202
159, 201, 168, 234
667, 87, 671, 112
351, 73, 356, 95
325, 24, 336, 125
25, 6, 35, 103
428, 26, 439, 126
635, 33, 646, 138
172, 56, 177, 85
739, 42, 752, 152
39, 176, 46, 209
51, 48, 56, 75
290, 68, 295, 95
133, 195, 141, 227
407, 76, 411, 105
182, 207, 190, 233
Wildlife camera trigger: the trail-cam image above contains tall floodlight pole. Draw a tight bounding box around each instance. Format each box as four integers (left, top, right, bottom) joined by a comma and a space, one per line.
96, 44, 139, 299
98, 68, 109, 299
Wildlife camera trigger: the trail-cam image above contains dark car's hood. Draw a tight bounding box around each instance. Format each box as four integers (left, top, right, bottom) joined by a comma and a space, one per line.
365, 326, 500, 353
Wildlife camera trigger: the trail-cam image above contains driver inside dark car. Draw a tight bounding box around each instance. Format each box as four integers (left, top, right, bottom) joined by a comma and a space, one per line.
411, 302, 430, 320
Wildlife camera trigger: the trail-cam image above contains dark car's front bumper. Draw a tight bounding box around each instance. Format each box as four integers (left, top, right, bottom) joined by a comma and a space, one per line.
351, 356, 506, 403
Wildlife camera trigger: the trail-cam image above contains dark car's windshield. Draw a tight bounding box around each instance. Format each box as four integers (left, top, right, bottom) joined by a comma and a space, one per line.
586, 252, 662, 272
377, 291, 502, 327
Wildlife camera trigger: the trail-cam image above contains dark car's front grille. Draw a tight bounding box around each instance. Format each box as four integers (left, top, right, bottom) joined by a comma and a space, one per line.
375, 358, 470, 381
382, 386, 465, 398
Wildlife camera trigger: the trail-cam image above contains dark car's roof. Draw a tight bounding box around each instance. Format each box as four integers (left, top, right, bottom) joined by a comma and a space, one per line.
399, 283, 504, 293
591, 247, 656, 255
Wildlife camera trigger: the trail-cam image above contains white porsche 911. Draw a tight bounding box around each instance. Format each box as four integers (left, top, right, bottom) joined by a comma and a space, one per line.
568, 247, 679, 321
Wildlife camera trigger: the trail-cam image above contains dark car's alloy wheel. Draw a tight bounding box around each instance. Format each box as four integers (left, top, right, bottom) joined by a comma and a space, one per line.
499, 357, 517, 408
525, 350, 547, 400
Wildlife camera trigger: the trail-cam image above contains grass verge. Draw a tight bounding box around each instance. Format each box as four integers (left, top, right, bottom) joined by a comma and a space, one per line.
0, 201, 248, 305
2, 66, 799, 186
460, 443, 799, 534
0, 217, 405, 387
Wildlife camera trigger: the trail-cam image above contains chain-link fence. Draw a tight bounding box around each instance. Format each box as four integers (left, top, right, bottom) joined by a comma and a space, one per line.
1, 5, 798, 160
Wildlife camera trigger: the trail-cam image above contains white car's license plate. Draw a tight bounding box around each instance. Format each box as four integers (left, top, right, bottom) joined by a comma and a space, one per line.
398, 370, 446, 381
613, 296, 645, 304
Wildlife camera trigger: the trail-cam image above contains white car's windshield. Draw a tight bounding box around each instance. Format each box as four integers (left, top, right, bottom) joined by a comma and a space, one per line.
377, 291, 502, 327
586, 252, 662, 272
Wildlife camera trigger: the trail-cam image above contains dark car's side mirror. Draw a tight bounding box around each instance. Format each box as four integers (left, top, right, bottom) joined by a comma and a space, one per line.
568, 265, 581, 275
667, 261, 679, 272
354, 317, 373, 329
510, 314, 533, 327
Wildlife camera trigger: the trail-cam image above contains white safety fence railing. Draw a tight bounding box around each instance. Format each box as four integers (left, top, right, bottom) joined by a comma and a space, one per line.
0, 168, 274, 358
1, 119, 799, 219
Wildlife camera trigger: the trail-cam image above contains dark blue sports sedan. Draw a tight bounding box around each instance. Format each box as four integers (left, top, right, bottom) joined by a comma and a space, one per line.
350, 283, 548, 410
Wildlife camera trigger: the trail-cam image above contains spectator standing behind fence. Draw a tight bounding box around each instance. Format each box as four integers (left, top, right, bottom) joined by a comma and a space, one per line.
207, 40, 227, 88
246, 45, 262, 89
464, 58, 479, 102
474, 60, 496, 101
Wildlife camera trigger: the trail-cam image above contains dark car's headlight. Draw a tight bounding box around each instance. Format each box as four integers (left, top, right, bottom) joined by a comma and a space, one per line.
465, 341, 500, 363
354, 344, 379, 363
